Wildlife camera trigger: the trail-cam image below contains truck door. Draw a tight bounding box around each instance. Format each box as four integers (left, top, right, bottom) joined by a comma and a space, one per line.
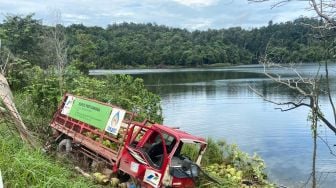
119, 125, 169, 187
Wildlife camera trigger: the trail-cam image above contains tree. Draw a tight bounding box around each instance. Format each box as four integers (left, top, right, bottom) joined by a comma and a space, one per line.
248, 0, 336, 187
41, 10, 68, 95
1, 14, 43, 66
249, 0, 336, 137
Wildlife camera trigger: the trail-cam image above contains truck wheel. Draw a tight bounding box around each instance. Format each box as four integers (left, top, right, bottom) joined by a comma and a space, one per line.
76, 152, 92, 170
57, 138, 72, 157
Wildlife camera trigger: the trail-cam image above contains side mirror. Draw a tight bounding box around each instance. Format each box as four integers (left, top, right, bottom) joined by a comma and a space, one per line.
182, 159, 199, 177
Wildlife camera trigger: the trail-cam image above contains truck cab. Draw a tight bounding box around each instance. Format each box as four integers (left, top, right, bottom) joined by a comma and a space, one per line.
119, 123, 207, 188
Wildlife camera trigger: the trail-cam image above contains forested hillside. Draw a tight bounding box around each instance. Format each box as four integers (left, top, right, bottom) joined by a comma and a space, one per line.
0, 14, 333, 70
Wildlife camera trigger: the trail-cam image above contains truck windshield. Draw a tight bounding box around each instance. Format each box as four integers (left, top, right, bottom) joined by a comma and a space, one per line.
142, 132, 176, 168
162, 132, 176, 154
175, 141, 201, 163
143, 132, 164, 168
129, 125, 178, 168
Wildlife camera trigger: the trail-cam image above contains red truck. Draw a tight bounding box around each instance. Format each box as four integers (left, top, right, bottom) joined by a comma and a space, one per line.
50, 94, 207, 188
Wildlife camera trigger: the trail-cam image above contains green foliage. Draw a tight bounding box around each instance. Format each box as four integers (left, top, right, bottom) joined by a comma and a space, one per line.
68, 73, 162, 123
70, 59, 96, 74
267, 47, 290, 63
62, 18, 333, 67
11, 63, 162, 135
0, 123, 98, 188
25, 71, 61, 114
1, 15, 333, 69
1, 14, 43, 66
205, 164, 243, 188
10, 65, 62, 134
180, 143, 201, 162
103, 75, 162, 122
0, 15, 335, 68
6, 59, 44, 91
170, 138, 272, 187
200, 138, 273, 187
202, 138, 225, 165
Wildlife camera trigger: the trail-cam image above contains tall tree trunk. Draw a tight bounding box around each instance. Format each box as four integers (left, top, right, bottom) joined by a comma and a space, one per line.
312, 124, 317, 188
311, 90, 319, 188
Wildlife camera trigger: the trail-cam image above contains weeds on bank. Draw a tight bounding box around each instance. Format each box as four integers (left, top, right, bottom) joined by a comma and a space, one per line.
0, 123, 98, 188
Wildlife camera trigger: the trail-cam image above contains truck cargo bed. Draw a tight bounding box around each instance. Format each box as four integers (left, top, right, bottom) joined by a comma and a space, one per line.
50, 94, 135, 166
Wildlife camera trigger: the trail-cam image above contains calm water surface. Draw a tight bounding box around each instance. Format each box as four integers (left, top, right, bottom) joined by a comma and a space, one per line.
92, 64, 336, 187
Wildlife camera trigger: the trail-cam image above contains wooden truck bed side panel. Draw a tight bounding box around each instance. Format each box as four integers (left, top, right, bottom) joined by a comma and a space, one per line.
51, 121, 119, 162
50, 94, 135, 166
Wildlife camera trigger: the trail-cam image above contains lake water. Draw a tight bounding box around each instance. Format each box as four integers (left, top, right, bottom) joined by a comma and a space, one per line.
91, 64, 336, 187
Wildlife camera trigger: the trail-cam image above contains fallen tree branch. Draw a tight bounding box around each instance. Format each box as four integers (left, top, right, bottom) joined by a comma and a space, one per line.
0, 73, 38, 148
249, 62, 336, 135
249, 85, 311, 111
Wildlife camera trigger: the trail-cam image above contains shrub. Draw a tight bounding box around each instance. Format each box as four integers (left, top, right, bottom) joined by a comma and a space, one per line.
200, 138, 274, 187
0, 123, 98, 188
13, 65, 162, 136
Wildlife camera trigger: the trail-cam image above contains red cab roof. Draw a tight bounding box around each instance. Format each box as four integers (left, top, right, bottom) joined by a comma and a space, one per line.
152, 124, 206, 144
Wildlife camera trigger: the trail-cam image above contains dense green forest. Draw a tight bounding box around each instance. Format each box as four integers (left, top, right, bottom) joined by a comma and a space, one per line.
0, 14, 334, 70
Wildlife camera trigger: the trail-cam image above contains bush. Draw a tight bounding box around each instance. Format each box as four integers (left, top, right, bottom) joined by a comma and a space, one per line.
200, 138, 274, 187
12, 64, 162, 136
0, 123, 98, 188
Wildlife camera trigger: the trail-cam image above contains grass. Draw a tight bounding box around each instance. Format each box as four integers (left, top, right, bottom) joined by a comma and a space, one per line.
0, 123, 98, 188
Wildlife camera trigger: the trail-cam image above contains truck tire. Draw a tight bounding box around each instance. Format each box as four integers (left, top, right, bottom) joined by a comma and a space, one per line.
57, 138, 72, 156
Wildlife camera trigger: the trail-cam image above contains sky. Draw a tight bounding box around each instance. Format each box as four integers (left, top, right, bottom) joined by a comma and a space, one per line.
0, 0, 315, 30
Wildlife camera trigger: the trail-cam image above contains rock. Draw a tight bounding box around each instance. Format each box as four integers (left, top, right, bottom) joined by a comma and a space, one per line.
118, 182, 127, 188
93, 172, 109, 184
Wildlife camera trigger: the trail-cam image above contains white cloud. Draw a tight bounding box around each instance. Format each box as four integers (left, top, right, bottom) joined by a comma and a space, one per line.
172, 0, 219, 8
0, 0, 313, 29
63, 13, 89, 24
183, 18, 213, 30
114, 12, 134, 17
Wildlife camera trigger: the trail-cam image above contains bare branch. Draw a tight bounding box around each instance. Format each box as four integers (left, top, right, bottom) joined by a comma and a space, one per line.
310, 0, 336, 28
317, 112, 336, 134
250, 57, 336, 134
42, 10, 68, 95
317, 134, 336, 157
274, 102, 310, 111
249, 0, 336, 29
249, 85, 311, 111
262, 63, 312, 97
